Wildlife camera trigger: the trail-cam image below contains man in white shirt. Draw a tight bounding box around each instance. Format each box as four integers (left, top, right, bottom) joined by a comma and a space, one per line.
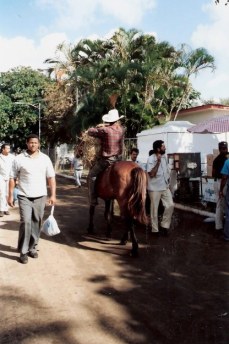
147, 140, 174, 236
0, 143, 15, 217
8, 134, 56, 264
71, 153, 83, 188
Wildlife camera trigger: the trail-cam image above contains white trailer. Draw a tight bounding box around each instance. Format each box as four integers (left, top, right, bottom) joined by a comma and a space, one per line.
137, 121, 228, 174
137, 121, 229, 203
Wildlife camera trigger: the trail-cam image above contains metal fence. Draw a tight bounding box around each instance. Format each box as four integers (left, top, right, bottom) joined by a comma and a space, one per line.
123, 138, 138, 160
42, 146, 74, 174
44, 138, 138, 174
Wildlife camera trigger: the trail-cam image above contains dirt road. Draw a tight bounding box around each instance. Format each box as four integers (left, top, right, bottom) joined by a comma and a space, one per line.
0, 176, 228, 344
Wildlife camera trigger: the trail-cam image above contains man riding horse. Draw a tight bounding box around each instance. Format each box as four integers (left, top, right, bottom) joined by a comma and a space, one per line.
86, 109, 147, 256
87, 109, 125, 207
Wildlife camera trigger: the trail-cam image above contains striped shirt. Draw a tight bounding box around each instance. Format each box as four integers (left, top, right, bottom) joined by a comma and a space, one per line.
88, 124, 125, 158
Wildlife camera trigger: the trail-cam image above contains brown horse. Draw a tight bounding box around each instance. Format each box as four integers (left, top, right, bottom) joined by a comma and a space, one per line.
87, 161, 148, 256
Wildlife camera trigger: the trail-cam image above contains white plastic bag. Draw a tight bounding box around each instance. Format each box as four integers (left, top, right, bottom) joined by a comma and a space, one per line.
41, 206, 60, 236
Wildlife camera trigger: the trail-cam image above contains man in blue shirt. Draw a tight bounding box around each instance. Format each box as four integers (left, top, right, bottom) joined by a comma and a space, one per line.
212, 141, 228, 232
219, 155, 229, 241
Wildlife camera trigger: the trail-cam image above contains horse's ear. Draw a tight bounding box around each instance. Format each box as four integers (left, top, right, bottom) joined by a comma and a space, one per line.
109, 93, 119, 108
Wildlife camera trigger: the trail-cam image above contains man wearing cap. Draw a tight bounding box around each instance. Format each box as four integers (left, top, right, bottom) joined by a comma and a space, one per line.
212, 141, 228, 233
87, 109, 125, 206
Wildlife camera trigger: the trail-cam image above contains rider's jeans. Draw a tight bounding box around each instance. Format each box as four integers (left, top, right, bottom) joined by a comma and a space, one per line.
88, 157, 118, 206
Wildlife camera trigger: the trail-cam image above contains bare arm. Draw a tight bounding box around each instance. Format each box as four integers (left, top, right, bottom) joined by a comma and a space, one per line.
8, 178, 16, 207
148, 155, 161, 178
47, 177, 56, 205
219, 175, 227, 198
87, 127, 105, 138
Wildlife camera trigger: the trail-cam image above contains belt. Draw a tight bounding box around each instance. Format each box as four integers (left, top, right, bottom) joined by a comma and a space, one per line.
102, 155, 119, 160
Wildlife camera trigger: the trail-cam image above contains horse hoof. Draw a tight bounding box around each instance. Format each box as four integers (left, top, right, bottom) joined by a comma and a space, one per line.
87, 227, 96, 234
130, 250, 138, 257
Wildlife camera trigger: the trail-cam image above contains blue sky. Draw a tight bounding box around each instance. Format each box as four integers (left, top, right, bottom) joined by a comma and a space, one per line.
0, 0, 228, 101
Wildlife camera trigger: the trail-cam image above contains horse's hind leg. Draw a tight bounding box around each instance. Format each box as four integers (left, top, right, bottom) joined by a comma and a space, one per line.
87, 205, 96, 234
104, 200, 113, 238
129, 220, 138, 257
119, 219, 138, 255
119, 217, 131, 245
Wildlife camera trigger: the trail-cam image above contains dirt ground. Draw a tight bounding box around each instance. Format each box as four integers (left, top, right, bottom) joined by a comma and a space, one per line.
0, 176, 228, 344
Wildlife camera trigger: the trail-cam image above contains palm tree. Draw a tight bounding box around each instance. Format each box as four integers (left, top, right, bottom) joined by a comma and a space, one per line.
43, 30, 215, 140
173, 45, 215, 120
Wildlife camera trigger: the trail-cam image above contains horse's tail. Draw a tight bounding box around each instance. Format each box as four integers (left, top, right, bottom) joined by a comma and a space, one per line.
127, 167, 148, 225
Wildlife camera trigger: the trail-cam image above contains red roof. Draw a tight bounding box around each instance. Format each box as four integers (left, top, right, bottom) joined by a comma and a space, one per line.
187, 115, 229, 133
178, 104, 229, 115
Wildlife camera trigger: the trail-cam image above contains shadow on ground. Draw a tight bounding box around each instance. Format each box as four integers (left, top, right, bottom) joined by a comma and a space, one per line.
0, 176, 228, 344
50, 177, 229, 344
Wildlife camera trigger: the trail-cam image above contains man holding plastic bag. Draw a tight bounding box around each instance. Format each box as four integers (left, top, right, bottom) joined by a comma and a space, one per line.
8, 134, 57, 264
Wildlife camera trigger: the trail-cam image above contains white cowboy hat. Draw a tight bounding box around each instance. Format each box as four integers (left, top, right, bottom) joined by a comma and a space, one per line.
102, 109, 124, 123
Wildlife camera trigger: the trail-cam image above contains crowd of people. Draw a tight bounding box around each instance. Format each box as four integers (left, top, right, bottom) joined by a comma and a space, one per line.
1, 110, 228, 264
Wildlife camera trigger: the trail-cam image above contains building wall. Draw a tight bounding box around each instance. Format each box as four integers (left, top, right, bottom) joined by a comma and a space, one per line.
174, 106, 229, 124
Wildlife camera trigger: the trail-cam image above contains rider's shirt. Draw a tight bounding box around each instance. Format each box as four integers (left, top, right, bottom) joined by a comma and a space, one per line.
88, 124, 125, 158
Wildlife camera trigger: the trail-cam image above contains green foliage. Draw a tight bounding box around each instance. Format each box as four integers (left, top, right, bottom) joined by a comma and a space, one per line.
0, 29, 215, 147
219, 98, 229, 105
56, 30, 214, 137
0, 67, 51, 148
215, 1, 229, 5
203, 97, 229, 106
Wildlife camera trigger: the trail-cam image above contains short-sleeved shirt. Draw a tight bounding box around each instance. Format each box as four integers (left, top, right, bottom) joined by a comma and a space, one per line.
0, 153, 15, 180
221, 159, 229, 178
146, 154, 170, 191
10, 150, 55, 198
212, 154, 228, 179
88, 124, 125, 158
72, 157, 83, 170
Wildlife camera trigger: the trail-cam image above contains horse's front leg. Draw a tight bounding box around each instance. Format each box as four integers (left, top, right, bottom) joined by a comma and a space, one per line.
87, 205, 96, 234
104, 200, 113, 238
129, 220, 138, 257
